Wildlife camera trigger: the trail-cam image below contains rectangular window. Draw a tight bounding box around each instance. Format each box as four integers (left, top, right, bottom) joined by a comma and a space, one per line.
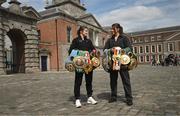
151, 45, 156, 53
139, 46, 143, 53
37, 30, 41, 40
144, 36, 149, 42
133, 47, 138, 53
158, 55, 162, 61
133, 38, 137, 43
146, 55, 150, 62
67, 26, 72, 43
151, 36, 155, 41
140, 56, 144, 62
102, 38, 105, 46
157, 35, 162, 40
168, 43, 174, 51
139, 37, 143, 42
157, 44, 162, 52
145, 45, 149, 53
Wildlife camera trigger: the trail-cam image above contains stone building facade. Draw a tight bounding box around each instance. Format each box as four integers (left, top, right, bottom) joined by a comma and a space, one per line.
0, 0, 41, 74
129, 26, 180, 64
38, 0, 107, 71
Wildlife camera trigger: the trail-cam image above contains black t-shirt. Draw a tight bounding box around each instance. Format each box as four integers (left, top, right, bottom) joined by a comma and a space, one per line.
68, 36, 95, 55
104, 34, 132, 50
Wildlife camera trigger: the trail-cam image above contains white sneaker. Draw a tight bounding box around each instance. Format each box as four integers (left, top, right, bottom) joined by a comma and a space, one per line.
75, 99, 82, 108
87, 97, 97, 105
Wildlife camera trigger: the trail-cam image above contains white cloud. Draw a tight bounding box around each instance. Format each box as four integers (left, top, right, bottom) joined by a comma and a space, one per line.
134, 0, 163, 5
97, 6, 164, 32
2, 0, 45, 11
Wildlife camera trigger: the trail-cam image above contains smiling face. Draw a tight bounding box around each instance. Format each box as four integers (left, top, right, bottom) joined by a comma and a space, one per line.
80, 28, 88, 38
111, 26, 120, 36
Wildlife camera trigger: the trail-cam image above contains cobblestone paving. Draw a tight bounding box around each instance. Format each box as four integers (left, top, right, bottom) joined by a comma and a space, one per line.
0, 65, 180, 115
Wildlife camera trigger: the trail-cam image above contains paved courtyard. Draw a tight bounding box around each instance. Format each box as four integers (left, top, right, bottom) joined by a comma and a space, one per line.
0, 65, 180, 115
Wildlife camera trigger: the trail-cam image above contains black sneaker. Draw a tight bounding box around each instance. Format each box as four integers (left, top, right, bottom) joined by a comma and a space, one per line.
126, 100, 133, 106
108, 97, 117, 103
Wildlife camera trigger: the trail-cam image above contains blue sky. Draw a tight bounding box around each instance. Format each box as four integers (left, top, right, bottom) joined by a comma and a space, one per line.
2, 0, 180, 32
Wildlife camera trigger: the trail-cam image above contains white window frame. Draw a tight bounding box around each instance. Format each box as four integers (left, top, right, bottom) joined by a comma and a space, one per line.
139, 56, 144, 63
139, 46, 143, 54
158, 54, 162, 61
139, 37, 143, 43
168, 43, 174, 52
157, 44, 162, 53
144, 36, 149, 42
157, 35, 162, 40
145, 45, 150, 53
151, 45, 156, 53
133, 38, 137, 43
133, 46, 138, 54
151, 36, 155, 41
145, 55, 150, 62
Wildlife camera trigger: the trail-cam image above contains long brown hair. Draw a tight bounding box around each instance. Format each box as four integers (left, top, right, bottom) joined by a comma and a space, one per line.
112, 23, 123, 35
77, 26, 87, 37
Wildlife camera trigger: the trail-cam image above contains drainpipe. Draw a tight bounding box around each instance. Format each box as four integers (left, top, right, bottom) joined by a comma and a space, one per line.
55, 19, 59, 71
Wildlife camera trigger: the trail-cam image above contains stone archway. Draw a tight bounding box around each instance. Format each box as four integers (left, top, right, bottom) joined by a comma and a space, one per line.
6, 29, 26, 73
0, 0, 41, 74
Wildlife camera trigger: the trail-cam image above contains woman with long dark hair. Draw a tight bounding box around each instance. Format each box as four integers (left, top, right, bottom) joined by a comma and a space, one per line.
104, 23, 133, 106
68, 26, 97, 108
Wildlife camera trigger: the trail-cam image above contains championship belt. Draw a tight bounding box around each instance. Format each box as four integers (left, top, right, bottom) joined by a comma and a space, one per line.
65, 56, 75, 72
84, 50, 101, 74
65, 49, 79, 72
90, 50, 100, 68
66, 49, 101, 73
91, 57, 100, 68
102, 49, 112, 72
83, 59, 93, 74
112, 47, 122, 70
73, 56, 86, 69
65, 49, 84, 73
127, 52, 138, 70
102, 47, 132, 72
120, 54, 130, 65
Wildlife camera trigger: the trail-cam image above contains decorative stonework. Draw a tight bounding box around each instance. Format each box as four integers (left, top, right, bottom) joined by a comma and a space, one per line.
0, 0, 41, 74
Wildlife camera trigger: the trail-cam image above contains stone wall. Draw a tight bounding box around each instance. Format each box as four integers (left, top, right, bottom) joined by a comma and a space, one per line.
0, 23, 5, 74
58, 4, 85, 17
0, 9, 40, 74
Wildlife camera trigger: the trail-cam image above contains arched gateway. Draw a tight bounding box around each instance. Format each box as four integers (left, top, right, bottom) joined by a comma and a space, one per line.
0, 0, 41, 74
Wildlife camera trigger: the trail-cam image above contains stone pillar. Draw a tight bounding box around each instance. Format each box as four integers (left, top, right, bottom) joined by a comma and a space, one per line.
0, 26, 5, 74
24, 28, 40, 73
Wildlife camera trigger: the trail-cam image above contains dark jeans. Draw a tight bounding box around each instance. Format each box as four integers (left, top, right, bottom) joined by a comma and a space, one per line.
110, 69, 133, 101
74, 71, 93, 99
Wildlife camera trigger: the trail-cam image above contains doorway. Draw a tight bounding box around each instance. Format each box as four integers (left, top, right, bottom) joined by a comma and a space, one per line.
41, 56, 48, 71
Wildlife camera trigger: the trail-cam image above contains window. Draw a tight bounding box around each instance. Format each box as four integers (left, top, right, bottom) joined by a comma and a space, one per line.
146, 55, 150, 62
168, 43, 174, 51
139, 46, 143, 53
157, 35, 162, 40
152, 55, 156, 59
140, 56, 144, 62
139, 37, 143, 42
151, 45, 156, 53
133, 38, 137, 43
37, 30, 41, 40
102, 38, 105, 46
151, 36, 155, 41
157, 44, 162, 52
158, 55, 162, 61
94, 31, 99, 46
67, 26, 72, 43
145, 45, 149, 53
133, 47, 138, 53
144, 36, 149, 42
